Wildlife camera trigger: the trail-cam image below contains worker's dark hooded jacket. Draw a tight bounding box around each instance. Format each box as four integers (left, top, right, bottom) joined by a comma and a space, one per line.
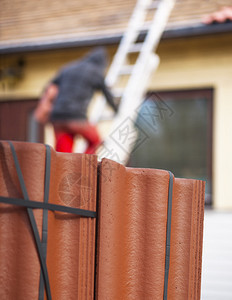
50, 48, 116, 121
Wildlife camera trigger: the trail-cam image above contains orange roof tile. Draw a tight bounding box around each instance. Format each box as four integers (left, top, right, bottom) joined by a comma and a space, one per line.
1, 0, 232, 48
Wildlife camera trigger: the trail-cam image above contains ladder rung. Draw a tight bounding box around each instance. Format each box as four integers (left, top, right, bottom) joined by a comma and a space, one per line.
128, 43, 144, 53
119, 65, 134, 75
147, 1, 160, 10
99, 113, 115, 122
89, 0, 175, 131
113, 88, 124, 98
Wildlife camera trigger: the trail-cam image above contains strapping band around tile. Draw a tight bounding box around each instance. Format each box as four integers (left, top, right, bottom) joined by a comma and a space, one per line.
38, 145, 51, 300
163, 171, 174, 300
0, 142, 97, 300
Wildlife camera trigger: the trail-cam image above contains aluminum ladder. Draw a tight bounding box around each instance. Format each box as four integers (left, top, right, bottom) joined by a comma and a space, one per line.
89, 0, 176, 164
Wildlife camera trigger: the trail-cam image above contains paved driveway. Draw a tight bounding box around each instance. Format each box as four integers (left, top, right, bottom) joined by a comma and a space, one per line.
201, 210, 232, 299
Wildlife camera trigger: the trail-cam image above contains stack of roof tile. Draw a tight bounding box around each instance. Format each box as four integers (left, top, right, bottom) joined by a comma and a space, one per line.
96, 159, 205, 300
0, 141, 205, 299
0, 141, 97, 299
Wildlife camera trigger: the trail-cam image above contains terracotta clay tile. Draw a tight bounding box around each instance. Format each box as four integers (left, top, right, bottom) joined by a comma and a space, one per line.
0, 141, 46, 299
46, 149, 97, 299
0, 141, 97, 299
0, 141, 205, 299
96, 159, 171, 299
96, 158, 205, 300
168, 178, 205, 300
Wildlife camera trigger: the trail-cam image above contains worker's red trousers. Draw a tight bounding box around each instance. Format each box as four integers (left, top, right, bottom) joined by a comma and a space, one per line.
53, 121, 101, 154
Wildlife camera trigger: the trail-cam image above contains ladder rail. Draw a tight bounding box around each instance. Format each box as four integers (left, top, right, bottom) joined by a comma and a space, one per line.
101, 54, 160, 164
90, 0, 154, 123
119, 0, 175, 113
140, 0, 176, 55
106, 0, 154, 86
89, 0, 176, 163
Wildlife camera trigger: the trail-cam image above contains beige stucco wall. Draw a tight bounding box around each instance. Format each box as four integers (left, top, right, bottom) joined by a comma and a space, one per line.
152, 34, 232, 211
0, 47, 101, 99
1, 33, 232, 210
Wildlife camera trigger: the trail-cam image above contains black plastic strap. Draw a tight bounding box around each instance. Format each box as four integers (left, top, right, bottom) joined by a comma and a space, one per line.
7, 141, 52, 300
0, 196, 97, 218
163, 171, 174, 300
39, 145, 51, 300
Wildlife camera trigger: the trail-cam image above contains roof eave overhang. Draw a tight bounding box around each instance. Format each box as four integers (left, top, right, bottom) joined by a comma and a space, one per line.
1, 22, 232, 55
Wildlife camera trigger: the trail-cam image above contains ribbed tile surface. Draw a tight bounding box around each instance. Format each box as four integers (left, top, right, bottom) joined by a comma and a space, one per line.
46, 148, 97, 299
96, 158, 205, 300
0, 141, 97, 299
168, 178, 205, 300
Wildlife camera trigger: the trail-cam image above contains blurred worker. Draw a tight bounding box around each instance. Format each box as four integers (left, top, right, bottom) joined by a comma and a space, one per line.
34, 47, 117, 153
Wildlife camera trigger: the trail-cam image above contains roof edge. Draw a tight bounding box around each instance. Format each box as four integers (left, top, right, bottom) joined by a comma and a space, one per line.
1, 22, 232, 55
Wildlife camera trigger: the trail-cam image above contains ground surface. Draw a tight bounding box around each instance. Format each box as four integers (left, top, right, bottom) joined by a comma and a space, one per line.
201, 209, 232, 299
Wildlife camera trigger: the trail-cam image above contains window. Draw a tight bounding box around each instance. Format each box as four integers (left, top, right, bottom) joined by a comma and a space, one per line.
129, 89, 213, 205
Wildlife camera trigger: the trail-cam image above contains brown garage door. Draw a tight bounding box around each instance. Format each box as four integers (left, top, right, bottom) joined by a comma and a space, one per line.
0, 99, 43, 142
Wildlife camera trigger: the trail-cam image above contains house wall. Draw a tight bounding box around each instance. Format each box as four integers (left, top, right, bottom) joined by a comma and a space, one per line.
1, 33, 232, 210
152, 33, 232, 211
